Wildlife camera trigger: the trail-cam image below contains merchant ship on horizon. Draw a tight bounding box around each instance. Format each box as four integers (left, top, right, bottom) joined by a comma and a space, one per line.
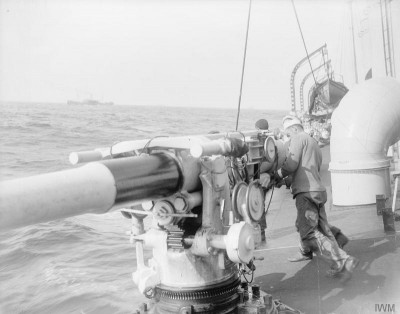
67, 99, 114, 106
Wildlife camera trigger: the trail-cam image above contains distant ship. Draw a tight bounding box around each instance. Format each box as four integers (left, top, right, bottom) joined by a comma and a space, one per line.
67, 99, 114, 106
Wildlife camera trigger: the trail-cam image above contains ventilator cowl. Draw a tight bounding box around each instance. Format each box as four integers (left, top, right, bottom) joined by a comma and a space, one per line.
329, 77, 400, 206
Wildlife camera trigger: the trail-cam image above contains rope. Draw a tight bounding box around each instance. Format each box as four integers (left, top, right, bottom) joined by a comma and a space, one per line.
264, 186, 275, 215
291, 0, 317, 86
235, 0, 252, 131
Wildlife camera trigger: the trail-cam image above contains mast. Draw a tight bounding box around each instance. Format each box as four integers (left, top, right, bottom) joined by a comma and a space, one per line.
350, 0, 359, 84
380, 0, 395, 77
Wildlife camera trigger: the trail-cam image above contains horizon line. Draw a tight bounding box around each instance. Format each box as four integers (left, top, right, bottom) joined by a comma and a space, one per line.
0, 100, 288, 112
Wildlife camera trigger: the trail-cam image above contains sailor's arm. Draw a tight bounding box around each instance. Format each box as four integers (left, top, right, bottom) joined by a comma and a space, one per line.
276, 137, 302, 180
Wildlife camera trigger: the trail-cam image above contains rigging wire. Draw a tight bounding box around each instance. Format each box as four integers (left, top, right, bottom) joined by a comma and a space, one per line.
235, 0, 253, 131
321, 48, 330, 79
350, 0, 359, 83
335, 3, 346, 82
291, 0, 317, 86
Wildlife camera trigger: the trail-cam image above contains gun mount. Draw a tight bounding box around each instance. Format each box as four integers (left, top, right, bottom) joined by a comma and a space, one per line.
0, 127, 301, 313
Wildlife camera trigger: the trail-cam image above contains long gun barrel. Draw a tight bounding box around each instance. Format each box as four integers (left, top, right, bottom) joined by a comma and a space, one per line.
0, 153, 184, 231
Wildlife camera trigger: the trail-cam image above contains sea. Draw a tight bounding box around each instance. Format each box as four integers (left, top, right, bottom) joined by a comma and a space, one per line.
0, 102, 286, 314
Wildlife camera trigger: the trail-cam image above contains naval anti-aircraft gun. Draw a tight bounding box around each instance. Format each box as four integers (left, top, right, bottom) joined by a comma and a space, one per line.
0, 123, 300, 313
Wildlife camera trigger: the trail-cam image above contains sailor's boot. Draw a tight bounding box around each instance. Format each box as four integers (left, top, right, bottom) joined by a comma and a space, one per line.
288, 241, 313, 262
340, 256, 360, 283
335, 232, 349, 249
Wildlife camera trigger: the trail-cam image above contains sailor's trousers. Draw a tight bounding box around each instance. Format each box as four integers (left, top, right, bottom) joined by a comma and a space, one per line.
295, 191, 348, 270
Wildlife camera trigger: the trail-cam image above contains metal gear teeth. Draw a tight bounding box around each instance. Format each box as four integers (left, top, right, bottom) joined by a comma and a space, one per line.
155, 278, 240, 301
166, 226, 185, 251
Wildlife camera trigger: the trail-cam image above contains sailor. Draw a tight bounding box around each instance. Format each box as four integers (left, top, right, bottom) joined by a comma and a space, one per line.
273, 115, 359, 282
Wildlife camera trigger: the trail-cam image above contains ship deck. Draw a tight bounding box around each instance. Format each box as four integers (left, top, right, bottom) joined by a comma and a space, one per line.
254, 145, 400, 314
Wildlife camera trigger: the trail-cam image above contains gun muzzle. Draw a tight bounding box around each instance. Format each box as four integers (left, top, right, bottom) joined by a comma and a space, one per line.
0, 153, 183, 231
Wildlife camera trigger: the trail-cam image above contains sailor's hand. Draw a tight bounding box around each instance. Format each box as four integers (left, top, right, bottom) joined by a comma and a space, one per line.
275, 179, 284, 188
260, 173, 272, 190
271, 171, 282, 182
271, 170, 285, 188
283, 176, 292, 189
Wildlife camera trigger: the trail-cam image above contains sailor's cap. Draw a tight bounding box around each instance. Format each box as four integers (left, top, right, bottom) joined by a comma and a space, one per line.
255, 119, 269, 130
282, 115, 302, 130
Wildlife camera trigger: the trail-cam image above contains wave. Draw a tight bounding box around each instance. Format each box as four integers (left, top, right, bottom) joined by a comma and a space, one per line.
26, 122, 53, 128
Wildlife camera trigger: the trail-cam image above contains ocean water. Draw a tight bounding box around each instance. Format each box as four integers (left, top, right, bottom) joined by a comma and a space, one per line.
0, 102, 286, 314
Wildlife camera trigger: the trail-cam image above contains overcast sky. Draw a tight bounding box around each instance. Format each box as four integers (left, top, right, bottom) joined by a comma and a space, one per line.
0, 0, 372, 110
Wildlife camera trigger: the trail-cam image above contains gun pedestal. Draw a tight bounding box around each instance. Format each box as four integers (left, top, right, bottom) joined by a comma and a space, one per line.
128, 153, 300, 314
